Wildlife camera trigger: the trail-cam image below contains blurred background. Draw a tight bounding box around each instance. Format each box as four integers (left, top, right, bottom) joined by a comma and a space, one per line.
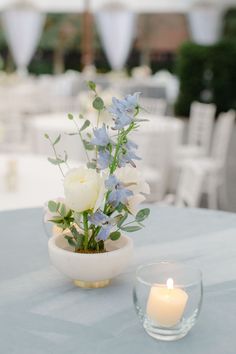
0, 0, 236, 213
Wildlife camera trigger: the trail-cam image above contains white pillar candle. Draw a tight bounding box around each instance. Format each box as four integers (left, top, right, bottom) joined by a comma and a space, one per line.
146, 278, 188, 328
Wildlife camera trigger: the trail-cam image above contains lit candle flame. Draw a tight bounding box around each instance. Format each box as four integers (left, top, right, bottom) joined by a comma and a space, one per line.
167, 278, 174, 290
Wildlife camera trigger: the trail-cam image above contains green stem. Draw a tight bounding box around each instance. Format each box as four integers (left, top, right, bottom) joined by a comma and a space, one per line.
50, 138, 65, 177
72, 118, 90, 162
83, 212, 89, 250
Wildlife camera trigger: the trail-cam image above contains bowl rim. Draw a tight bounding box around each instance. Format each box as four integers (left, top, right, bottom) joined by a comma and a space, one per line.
48, 233, 133, 257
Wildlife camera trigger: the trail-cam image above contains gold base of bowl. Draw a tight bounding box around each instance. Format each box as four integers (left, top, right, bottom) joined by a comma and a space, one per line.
73, 279, 111, 289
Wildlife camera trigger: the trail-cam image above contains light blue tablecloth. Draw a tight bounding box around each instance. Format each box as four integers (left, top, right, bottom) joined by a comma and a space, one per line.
1, 206, 236, 354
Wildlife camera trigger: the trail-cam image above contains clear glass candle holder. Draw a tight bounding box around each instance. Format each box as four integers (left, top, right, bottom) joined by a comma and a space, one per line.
133, 262, 203, 341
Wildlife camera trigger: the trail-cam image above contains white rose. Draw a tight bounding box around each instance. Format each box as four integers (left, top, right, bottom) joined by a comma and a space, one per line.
64, 167, 105, 212
116, 166, 150, 195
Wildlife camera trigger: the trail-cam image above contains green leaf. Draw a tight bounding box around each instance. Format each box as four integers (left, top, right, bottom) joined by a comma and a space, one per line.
87, 161, 97, 169
117, 212, 128, 228
93, 96, 104, 111
67, 132, 79, 136
135, 208, 150, 222
48, 200, 58, 213
60, 203, 66, 217
64, 235, 76, 248
74, 212, 81, 225
44, 133, 49, 139
83, 140, 94, 151
48, 157, 64, 165
87, 80, 96, 92
70, 226, 84, 249
68, 113, 74, 120
79, 113, 84, 119
64, 151, 68, 162
121, 225, 142, 232
110, 231, 121, 241
80, 119, 90, 132
53, 134, 61, 146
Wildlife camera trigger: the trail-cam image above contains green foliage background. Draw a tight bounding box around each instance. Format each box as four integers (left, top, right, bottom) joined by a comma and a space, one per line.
175, 8, 236, 117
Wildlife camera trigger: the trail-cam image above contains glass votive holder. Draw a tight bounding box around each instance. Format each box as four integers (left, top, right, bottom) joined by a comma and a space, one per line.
133, 261, 203, 341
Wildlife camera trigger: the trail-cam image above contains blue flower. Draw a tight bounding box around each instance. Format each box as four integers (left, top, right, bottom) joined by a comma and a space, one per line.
89, 210, 114, 241
109, 93, 140, 130
96, 224, 113, 241
118, 149, 141, 167
105, 175, 120, 190
91, 124, 110, 147
118, 139, 141, 167
105, 175, 133, 207
108, 188, 133, 207
88, 210, 109, 226
97, 150, 111, 170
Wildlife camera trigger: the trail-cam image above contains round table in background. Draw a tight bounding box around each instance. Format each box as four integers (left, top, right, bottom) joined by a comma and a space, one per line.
0, 154, 76, 211
28, 113, 87, 162
0, 205, 236, 353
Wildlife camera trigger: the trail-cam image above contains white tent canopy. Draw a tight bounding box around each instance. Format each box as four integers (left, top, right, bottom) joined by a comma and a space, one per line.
0, 0, 235, 13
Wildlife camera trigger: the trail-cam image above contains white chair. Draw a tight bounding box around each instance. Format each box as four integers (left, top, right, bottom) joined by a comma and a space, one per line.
162, 162, 204, 208
176, 101, 216, 161
182, 110, 235, 209
139, 97, 167, 116
175, 163, 204, 207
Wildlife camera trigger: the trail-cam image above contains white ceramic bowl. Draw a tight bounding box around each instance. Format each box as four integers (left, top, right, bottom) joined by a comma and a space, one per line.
48, 233, 133, 288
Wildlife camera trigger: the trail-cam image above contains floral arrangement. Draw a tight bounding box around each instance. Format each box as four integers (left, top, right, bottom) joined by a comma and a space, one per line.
45, 81, 150, 253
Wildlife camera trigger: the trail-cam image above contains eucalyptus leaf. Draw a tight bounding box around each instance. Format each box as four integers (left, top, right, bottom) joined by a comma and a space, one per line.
79, 113, 84, 119
48, 200, 58, 213
68, 113, 74, 120
74, 212, 81, 225
87, 80, 96, 92
44, 133, 49, 139
110, 231, 121, 241
87, 161, 97, 169
121, 225, 142, 232
48, 157, 64, 165
93, 97, 104, 111
117, 212, 128, 228
83, 140, 94, 151
60, 203, 66, 217
135, 208, 150, 222
80, 119, 90, 132
53, 134, 61, 146
64, 235, 76, 247
64, 151, 68, 162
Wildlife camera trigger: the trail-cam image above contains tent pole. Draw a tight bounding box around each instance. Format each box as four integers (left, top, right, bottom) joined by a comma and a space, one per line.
81, 0, 94, 68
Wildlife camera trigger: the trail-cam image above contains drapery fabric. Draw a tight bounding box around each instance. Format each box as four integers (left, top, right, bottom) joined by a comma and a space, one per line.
1, 7, 45, 74
96, 9, 137, 70
188, 5, 221, 45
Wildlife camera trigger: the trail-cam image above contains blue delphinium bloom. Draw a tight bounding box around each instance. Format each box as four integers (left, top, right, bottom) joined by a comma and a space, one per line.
88, 210, 109, 226
108, 188, 133, 207
97, 150, 111, 170
89, 210, 113, 242
96, 224, 113, 241
91, 124, 110, 146
118, 149, 141, 167
109, 93, 140, 130
118, 139, 141, 167
105, 175, 119, 190
105, 175, 133, 207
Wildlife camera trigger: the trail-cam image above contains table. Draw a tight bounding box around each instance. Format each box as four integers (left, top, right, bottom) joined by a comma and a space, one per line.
0, 154, 76, 211
1, 206, 236, 353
